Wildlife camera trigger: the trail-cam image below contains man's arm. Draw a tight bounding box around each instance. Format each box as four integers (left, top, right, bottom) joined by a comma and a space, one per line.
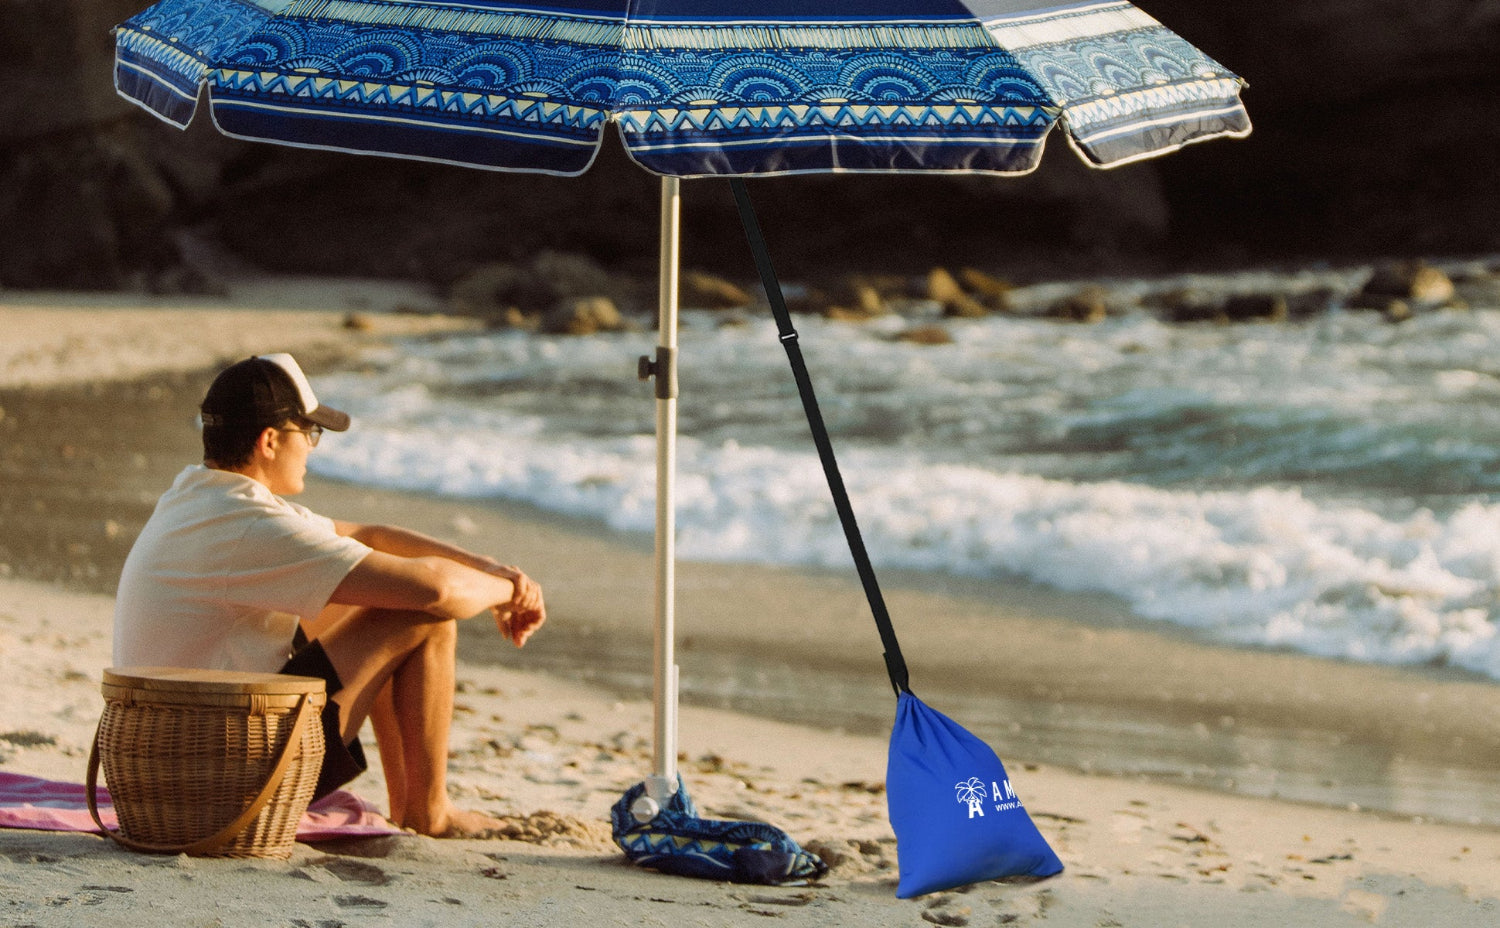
328, 552, 501, 617
334, 521, 500, 571
333, 521, 543, 613
329, 522, 545, 646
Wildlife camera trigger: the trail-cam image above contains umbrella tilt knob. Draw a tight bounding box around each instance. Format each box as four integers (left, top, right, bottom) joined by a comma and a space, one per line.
637, 348, 678, 400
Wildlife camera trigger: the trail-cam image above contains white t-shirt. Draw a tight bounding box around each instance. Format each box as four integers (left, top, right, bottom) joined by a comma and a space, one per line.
113, 466, 372, 672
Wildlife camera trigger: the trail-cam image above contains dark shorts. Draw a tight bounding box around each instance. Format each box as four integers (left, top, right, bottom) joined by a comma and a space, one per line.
280, 630, 368, 802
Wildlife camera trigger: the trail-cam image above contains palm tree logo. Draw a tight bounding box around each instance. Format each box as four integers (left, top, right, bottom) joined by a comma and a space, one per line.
955, 777, 988, 818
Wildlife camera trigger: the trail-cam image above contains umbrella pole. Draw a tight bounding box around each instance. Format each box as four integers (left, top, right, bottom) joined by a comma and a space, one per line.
637, 175, 682, 818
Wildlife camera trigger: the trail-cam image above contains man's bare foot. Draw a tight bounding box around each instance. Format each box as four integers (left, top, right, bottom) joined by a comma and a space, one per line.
404, 805, 509, 838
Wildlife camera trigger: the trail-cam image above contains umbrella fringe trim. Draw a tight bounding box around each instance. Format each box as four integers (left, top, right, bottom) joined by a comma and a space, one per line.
290, 0, 625, 45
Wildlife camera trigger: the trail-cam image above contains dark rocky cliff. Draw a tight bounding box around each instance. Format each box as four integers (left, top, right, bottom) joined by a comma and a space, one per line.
1, 1, 1496, 290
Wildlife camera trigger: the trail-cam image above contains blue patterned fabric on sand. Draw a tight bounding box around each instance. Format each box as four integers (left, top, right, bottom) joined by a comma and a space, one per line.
611, 777, 828, 885
114, 0, 1249, 176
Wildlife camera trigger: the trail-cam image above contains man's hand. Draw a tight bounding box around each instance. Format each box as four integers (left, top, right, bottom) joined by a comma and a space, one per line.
487, 565, 545, 647
495, 605, 545, 647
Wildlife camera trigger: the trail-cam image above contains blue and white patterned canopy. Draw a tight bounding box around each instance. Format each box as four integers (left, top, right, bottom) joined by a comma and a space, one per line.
114, 0, 1249, 176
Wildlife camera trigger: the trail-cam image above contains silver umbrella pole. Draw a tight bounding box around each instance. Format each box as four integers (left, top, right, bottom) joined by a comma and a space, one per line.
633, 176, 681, 820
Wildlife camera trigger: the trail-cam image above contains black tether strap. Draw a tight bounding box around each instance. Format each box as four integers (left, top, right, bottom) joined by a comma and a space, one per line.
730, 179, 911, 696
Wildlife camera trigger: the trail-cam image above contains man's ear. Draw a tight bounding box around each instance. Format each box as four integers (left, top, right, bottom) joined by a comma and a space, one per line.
255, 426, 281, 458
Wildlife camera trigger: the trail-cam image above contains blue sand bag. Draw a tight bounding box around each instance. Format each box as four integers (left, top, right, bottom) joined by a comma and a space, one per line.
612, 777, 827, 885
887, 691, 1063, 897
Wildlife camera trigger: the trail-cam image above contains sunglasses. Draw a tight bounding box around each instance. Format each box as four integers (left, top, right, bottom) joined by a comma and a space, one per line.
278, 424, 323, 447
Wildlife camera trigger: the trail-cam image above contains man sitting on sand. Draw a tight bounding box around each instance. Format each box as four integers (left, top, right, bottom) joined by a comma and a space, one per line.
113, 353, 546, 838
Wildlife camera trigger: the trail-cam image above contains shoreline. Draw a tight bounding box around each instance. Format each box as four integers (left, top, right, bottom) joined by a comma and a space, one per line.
313, 479, 1500, 829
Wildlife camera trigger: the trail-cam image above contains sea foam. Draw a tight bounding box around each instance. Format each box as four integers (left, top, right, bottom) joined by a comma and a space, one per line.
316, 418, 1500, 679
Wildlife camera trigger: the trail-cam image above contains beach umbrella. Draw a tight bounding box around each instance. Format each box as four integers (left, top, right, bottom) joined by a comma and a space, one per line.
113, 0, 1249, 888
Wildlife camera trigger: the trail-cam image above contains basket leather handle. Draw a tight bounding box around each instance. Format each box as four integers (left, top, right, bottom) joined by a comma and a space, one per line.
87, 692, 316, 856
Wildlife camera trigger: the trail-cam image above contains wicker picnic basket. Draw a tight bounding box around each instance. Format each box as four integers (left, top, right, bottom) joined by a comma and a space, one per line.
86, 666, 326, 859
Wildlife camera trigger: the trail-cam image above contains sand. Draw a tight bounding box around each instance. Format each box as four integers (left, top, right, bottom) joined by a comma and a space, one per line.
2, 283, 1498, 926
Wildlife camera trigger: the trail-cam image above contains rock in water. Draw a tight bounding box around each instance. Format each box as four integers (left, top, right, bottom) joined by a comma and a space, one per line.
1358, 260, 1457, 306
541, 296, 624, 335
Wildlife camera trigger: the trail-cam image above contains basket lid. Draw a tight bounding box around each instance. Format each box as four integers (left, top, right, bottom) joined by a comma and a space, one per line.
103, 666, 325, 696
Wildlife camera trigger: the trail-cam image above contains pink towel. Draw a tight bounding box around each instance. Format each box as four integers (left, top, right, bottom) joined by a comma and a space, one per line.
0, 771, 404, 841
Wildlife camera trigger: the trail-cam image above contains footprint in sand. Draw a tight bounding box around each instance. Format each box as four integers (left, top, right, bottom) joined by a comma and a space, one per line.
52, 884, 135, 907
920, 907, 972, 926
313, 858, 393, 886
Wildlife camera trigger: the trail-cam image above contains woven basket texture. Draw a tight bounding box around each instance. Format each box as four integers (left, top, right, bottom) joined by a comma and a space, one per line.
97, 681, 325, 859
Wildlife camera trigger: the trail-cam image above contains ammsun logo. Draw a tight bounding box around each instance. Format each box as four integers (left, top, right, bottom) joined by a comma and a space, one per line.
955, 777, 1020, 819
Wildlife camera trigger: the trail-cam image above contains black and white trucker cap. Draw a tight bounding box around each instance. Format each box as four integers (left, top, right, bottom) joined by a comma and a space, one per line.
200, 353, 351, 432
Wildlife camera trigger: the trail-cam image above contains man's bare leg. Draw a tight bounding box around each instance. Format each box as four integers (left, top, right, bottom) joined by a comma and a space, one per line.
369, 681, 408, 825
304, 604, 506, 837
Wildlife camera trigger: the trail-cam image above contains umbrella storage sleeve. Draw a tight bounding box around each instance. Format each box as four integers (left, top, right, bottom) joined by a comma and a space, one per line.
731, 180, 1064, 897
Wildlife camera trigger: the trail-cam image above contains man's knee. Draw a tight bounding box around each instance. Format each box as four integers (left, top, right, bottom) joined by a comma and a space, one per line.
426, 616, 458, 652
318, 607, 455, 669
367, 609, 456, 656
